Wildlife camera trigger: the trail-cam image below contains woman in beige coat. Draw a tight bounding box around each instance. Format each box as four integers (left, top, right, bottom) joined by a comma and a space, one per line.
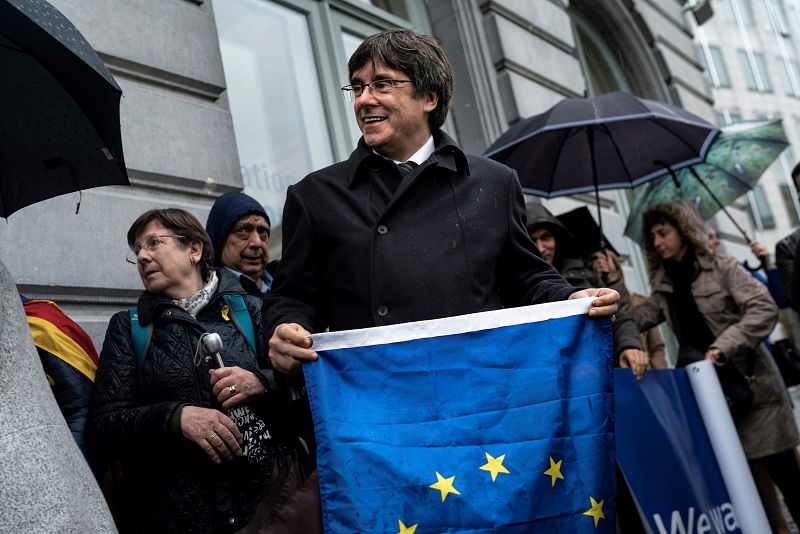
635, 200, 800, 524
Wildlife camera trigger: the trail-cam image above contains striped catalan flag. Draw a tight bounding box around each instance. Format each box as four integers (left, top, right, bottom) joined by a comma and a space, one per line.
23, 298, 98, 381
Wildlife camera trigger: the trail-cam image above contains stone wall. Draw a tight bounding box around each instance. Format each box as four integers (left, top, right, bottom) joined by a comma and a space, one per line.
0, 0, 241, 345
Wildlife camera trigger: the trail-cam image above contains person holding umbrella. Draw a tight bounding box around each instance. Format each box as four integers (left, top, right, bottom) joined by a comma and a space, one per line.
624, 119, 790, 274
526, 203, 647, 379
634, 200, 800, 525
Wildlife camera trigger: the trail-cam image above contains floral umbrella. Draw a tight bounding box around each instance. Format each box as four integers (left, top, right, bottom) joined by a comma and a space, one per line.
624, 119, 789, 246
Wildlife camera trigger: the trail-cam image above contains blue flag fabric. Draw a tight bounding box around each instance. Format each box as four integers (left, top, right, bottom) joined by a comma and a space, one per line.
615, 369, 740, 533
303, 299, 615, 533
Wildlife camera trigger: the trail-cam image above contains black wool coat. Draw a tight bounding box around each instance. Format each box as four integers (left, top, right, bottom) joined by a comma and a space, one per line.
558, 257, 643, 359
776, 227, 800, 311
264, 131, 576, 334
87, 270, 289, 534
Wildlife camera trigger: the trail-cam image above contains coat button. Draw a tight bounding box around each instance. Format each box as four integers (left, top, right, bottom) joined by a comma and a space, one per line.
165, 310, 172, 316
377, 305, 389, 317
228, 518, 236, 525
377, 224, 388, 235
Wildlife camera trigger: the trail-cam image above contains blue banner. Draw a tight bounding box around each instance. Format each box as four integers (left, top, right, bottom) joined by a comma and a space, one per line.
304, 302, 616, 532
615, 369, 740, 534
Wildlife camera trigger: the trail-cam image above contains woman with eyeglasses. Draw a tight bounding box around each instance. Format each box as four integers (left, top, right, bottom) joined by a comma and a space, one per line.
87, 208, 296, 533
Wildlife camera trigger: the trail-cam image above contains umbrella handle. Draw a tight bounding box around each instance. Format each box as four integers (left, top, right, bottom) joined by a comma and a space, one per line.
743, 257, 765, 273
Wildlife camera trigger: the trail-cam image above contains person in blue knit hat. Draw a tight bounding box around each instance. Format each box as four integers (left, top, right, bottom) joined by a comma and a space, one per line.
206, 191, 274, 297
208, 192, 320, 524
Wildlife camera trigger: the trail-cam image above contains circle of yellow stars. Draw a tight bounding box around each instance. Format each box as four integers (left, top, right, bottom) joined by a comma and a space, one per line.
393, 451, 606, 531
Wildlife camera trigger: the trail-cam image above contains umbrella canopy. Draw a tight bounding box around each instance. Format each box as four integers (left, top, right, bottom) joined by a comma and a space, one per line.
484, 91, 719, 197
484, 91, 718, 250
0, 0, 129, 217
555, 206, 620, 259
624, 119, 789, 245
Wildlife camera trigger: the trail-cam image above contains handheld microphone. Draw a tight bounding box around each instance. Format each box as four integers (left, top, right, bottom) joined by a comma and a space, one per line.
201, 333, 225, 368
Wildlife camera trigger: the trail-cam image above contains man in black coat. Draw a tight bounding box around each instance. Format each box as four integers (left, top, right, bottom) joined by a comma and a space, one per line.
525, 203, 647, 379
776, 161, 800, 311
264, 29, 619, 372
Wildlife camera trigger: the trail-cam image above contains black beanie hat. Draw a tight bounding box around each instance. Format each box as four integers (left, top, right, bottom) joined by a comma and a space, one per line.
206, 192, 270, 266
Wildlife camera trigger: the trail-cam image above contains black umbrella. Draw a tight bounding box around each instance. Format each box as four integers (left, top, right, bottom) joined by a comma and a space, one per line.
0, 0, 129, 217
484, 91, 719, 249
556, 206, 619, 259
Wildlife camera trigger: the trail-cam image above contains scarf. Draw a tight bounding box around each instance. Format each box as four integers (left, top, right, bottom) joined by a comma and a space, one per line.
173, 271, 219, 317
662, 246, 716, 365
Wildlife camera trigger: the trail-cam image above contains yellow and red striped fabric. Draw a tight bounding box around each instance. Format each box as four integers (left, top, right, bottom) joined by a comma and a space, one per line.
23, 299, 99, 382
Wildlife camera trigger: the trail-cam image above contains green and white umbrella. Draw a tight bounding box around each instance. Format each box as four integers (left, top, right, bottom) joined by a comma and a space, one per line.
624, 119, 789, 246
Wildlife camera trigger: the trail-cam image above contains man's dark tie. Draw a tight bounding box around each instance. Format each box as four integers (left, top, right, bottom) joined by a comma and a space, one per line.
396, 161, 418, 175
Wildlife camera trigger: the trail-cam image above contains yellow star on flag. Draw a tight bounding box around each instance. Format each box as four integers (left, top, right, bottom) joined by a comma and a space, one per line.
582, 496, 605, 528
397, 519, 418, 534
479, 452, 510, 482
543, 456, 564, 487
429, 471, 461, 502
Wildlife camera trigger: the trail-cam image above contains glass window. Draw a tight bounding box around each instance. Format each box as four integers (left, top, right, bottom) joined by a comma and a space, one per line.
753, 52, 773, 91
765, 0, 790, 35
353, 0, 409, 20
745, 196, 758, 227
735, 0, 757, 25
213, 0, 334, 236
721, 0, 737, 23
709, 46, 732, 87
571, 11, 634, 96
779, 57, 800, 96
738, 50, 773, 91
791, 60, 800, 93
722, 0, 756, 24
750, 185, 776, 229
738, 49, 759, 90
780, 183, 800, 225
720, 110, 744, 124
341, 31, 365, 147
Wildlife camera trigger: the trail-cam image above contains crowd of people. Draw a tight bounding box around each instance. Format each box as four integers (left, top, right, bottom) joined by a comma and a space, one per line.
23, 28, 800, 533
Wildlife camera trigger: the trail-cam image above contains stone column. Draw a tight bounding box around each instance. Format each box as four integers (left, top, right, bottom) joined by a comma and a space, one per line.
0, 259, 116, 533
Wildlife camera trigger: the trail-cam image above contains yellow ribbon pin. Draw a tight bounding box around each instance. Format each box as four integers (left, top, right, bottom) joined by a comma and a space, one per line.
221, 304, 230, 321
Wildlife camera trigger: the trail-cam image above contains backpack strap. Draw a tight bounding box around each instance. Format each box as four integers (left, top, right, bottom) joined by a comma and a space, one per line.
223, 294, 256, 353
128, 308, 153, 369
128, 297, 255, 370
223, 294, 277, 392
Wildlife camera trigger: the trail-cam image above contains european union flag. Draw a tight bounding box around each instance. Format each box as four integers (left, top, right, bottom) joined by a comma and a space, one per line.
304, 298, 615, 532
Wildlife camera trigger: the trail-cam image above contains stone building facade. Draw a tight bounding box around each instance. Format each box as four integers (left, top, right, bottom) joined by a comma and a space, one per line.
695, 0, 800, 257
0, 0, 714, 346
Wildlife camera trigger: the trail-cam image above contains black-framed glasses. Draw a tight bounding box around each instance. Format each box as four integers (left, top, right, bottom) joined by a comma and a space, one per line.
340, 78, 412, 102
126, 234, 185, 265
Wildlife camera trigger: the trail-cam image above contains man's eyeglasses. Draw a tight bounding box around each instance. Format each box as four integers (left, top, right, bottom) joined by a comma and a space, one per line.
126, 234, 185, 265
232, 223, 270, 242
340, 78, 412, 102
